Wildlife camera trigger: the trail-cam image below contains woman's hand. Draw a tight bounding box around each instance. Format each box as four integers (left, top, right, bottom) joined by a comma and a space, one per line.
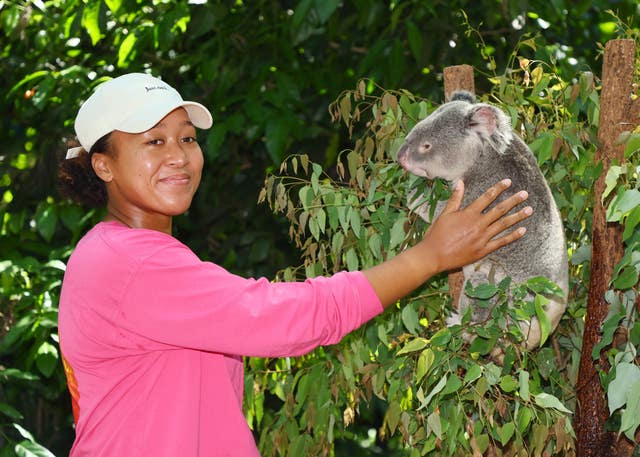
362, 179, 532, 308
422, 179, 531, 274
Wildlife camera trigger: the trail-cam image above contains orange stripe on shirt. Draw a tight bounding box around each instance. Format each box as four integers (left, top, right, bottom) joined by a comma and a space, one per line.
62, 355, 80, 424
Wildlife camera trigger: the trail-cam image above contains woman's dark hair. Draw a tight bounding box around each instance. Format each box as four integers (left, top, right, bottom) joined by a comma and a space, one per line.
57, 133, 113, 208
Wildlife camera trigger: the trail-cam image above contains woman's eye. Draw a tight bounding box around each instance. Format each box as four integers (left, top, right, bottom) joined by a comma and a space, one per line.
147, 139, 164, 145
182, 136, 197, 143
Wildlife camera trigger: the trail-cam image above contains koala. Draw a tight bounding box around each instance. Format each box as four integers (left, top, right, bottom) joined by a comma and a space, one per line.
396, 91, 568, 352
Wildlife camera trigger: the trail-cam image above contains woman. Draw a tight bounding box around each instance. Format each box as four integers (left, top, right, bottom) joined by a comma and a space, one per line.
57, 73, 531, 456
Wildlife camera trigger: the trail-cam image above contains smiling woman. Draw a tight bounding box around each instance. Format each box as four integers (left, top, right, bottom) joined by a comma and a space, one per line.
58, 73, 211, 233
56, 72, 531, 457
92, 110, 204, 232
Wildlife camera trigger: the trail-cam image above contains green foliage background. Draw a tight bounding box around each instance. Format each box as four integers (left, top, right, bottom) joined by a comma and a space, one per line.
1, 0, 639, 455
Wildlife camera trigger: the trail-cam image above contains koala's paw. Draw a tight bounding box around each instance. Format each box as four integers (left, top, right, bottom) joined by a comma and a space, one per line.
446, 312, 462, 327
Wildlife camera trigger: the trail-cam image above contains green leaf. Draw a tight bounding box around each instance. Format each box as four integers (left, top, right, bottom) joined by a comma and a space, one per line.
613, 266, 638, 290
44, 260, 66, 271
465, 282, 499, 299
623, 206, 640, 241
498, 421, 515, 446
396, 337, 428, 355
368, 232, 382, 259
429, 328, 451, 347
0, 403, 23, 420
441, 375, 463, 395
570, 244, 592, 265
34, 203, 57, 243
0, 369, 39, 382
311, 163, 322, 194
117, 32, 137, 68
14, 440, 55, 457
623, 133, 640, 158
620, 380, 640, 440
35, 342, 59, 377
31, 74, 55, 111
534, 295, 551, 346
2, 5, 20, 35
389, 216, 407, 250
474, 434, 490, 454
13, 424, 34, 442
416, 349, 435, 383
533, 392, 572, 414
608, 189, 640, 222
608, 362, 640, 414
298, 186, 311, 211
418, 375, 446, 410
401, 303, 421, 334
7, 70, 49, 99
338, 206, 349, 234
427, 411, 442, 439
309, 218, 320, 241
345, 248, 359, 271
81, 1, 102, 45
1, 315, 36, 351
463, 363, 483, 384
529, 132, 554, 165
519, 370, 530, 401
525, 276, 564, 297
602, 165, 622, 201
349, 207, 361, 239
500, 375, 518, 393
516, 406, 532, 434
104, 0, 122, 13
386, 401, 401, 434
469, 336, 496, 355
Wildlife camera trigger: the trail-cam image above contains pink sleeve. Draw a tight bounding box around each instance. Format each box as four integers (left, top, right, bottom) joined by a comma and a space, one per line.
118, 243, 383, 357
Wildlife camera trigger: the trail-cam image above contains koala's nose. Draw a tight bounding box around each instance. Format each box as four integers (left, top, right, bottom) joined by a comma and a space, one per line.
397, 143, 408, 163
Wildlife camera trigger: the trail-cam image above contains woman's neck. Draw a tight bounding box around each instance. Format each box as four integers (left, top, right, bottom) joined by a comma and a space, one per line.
104, 205, 173, 235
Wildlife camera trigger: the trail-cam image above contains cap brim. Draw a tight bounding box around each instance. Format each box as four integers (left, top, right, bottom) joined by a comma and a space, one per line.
115, 100, 213, 134
182, 102, 213, 129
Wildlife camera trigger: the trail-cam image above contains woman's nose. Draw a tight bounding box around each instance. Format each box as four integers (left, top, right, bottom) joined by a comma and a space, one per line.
166, 140, 189, 166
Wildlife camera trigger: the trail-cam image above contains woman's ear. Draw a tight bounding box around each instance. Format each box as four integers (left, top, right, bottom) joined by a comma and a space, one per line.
91, 153, 114, 183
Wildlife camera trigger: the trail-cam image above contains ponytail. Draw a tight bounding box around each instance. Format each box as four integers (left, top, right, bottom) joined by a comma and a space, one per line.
57, 133, 112, 208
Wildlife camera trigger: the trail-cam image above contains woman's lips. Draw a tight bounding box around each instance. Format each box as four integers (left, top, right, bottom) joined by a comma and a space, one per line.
159, 174, 190, 185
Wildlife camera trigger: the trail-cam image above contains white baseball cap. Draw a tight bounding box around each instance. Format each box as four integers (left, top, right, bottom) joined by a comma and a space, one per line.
66, 73, 213, 159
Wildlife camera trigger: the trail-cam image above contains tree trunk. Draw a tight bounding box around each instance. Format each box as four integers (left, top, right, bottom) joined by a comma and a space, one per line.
575, 38, 636, 457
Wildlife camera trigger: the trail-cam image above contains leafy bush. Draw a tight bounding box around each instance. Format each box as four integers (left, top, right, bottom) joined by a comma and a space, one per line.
0, 201, 97, 454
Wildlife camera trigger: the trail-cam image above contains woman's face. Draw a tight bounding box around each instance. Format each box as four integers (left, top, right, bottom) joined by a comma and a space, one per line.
96, 108, 204, 230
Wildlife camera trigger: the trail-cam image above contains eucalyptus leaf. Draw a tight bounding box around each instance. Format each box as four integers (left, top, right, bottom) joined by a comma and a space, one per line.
418, 375, 447, 411
534, 393, 572, 414
607, 363, 640, 414
397, 337, 429, 355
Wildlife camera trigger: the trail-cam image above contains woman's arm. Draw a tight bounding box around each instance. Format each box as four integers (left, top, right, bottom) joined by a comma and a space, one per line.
363, 179, 532, 308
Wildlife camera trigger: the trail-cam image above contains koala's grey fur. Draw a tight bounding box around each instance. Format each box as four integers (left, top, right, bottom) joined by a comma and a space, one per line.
396, 91, 568, 352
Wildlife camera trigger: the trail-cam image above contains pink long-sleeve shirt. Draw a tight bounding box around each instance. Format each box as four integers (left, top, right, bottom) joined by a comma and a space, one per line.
58, 221, 383, 456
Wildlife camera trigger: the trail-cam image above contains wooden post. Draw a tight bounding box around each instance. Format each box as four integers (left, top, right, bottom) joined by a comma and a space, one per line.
442, 65, 475, 306
443, 65, 475, 102
575, 39, 636, 457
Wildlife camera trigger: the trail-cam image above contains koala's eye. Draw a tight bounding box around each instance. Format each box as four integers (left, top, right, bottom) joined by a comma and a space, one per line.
420, 142, 431, 153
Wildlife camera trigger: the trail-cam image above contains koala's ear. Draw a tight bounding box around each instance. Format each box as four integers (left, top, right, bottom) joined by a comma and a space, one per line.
466, 104, 513, 152
467, 105, 503, 136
